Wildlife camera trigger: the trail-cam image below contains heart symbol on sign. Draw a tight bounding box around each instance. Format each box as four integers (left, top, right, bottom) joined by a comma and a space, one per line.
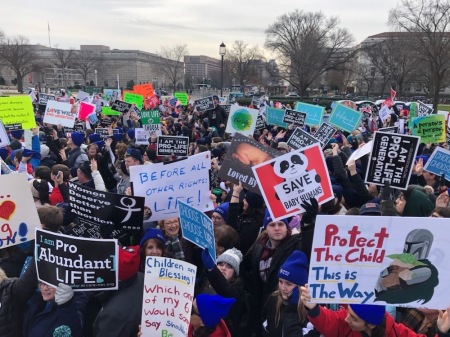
0, 201, 16, 220
96, 277, 104, 283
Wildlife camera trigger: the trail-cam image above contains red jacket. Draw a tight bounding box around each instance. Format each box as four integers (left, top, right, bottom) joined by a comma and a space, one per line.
188, 319, 231, 337
49, 184, 64, 205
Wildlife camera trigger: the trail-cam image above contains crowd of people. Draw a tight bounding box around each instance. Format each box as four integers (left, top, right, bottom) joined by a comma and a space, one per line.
1, 89, 450, 337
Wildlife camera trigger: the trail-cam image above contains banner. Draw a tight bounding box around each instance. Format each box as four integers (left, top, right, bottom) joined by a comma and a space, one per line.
0, 96, 36, 130
328, 103, 363, 133
365, 132, 419, 190
194, 96, 214, 113
252, 144, 334, 221
411, 114, 446, 144
38, 93, 56, 105
178, 201, 215, 262
287, 127, 320, 150
130, 152, 213, 221
283, 109, 306, 126
308, 215, 450, 309
35, 229, 118, 291
218, 133, 280, 194
0, 173, 40, 248
314, 123, 338, 148
423, 147, 450, 180
174, 92, 189, 106
266, 107, 288, 128
43, 100, 76, 128
124, 92, 144, 109
295, 102, 325, 126
111, 100, 133, 114
157, 136, 189, 157
68, 182, 145, 231
141, 257, 196, 337
225, 105, 259, 136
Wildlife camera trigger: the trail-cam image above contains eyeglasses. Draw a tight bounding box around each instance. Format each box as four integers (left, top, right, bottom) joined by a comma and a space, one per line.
164, 220, 179, 226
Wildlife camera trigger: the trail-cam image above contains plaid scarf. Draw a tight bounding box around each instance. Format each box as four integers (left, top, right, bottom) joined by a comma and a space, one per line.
165, 235, 185, 261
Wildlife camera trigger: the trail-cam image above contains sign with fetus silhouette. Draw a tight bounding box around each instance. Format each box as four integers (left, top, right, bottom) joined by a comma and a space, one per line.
308, 215, 447, 309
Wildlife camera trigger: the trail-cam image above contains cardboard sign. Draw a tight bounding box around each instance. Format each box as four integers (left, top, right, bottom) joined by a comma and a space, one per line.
130, 152, 213, 222
133, 84, 154, 98
365, 132, 419, 190
194, 96, 214, 113
295, 102, 325, 126
0, 120, 10, 148
68, 182, 145, 231
174, 92, 189, 106
283, 109, 306, 127
78, 101, 96, 121
111, 100, 133, 114
101, 106, 119, 116
35, 229, 118, 291
252, 144, 334, 221
157, 136, 189, 157
266, 107, 288, 128
0, 96, 36, 130
225, 105, 259, 136
0, 173, 40, 248
38, 93, 56, 105
140, 110, 160, 125
411, 114, 446, 144
255, 115, 265, 130
124, 92, 144, 109
141, 257, 196, 337
423, 147, 450, 180
329, 103, 363, 133
287, 127, 320, 150
314, 123, 338, 148
218, 133, 280, 194
178, 201, 215, 262
309, 215, 450, 309
43, 100, 76, 128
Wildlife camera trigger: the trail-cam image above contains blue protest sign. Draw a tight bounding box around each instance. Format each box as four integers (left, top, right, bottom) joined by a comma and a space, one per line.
423, 147, 450, 180
266, 107, 288, 128
328, 103, 363, 133
178, 201, 216, 263
295, 101, 325, 126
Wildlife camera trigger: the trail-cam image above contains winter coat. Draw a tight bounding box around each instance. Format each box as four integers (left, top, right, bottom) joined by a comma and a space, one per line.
188, 319, 231, 337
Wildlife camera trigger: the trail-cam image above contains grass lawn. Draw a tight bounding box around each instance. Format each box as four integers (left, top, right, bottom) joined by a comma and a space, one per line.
438, 105, 450, 112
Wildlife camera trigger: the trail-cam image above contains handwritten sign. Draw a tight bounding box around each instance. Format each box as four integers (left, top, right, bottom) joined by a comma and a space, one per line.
424, 147, 450, 180
133, 84, 154, 98
157, 136, 189, 157
411, 114, 446, 144
314, 123, 338, 148
174, 92, 189, 106
225, 105, 259, 136
0, 96, 36, 130
295, 102, 325, 126
141, 257, 196, 337
329, 103, 363, 133
124, 92, 144, 109
266, 107, 288, 128
43, 100, 76, 128
287, 127, 320, 150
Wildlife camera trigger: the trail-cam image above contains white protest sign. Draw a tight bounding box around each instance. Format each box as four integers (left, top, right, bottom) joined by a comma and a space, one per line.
141, 257, 196, 337
378, 105, 391, 122
346, 140, 373, 165
130, 152, 213, 221
225, 105, 259, 136
135, 128, 150, 146
76, 90, 90, 102
43, 100, 76, 128
0, 120, 10, 148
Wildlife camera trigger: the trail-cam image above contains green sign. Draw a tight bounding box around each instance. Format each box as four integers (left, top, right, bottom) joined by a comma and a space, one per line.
102, 106, 120, 116
174, 92, 189, 106
411, 114, 446, 143
123, 92, 144, 109
140, 110, 160, 125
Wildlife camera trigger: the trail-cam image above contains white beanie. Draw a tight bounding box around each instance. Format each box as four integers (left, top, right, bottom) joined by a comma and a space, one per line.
216, 248, 243, 276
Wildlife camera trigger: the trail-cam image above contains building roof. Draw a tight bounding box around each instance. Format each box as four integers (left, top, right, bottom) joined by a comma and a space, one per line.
368, 31, 450, 39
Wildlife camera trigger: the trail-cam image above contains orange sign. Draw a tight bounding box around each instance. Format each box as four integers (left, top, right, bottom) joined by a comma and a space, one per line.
133, 84, 154, 98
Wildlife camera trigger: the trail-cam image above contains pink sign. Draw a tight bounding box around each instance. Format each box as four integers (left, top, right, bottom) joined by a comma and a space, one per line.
78, 102, 96, 121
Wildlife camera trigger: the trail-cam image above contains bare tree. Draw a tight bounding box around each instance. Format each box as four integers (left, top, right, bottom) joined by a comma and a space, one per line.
265, 10, 355, 96
158, 44, 188, 90
225, 40, 263, 93
389, 0, 450, 110
51, 47, 76, 88
0, 35, 38, 93
73, 50, 102, 86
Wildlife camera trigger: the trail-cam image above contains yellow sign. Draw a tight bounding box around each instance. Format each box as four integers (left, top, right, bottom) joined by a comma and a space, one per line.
0, 96, 36, 129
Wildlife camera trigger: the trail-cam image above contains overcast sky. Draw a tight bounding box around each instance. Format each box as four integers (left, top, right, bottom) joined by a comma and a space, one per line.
2, 0, 397, 59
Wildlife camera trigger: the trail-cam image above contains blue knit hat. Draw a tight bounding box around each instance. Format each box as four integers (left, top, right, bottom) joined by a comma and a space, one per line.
278, 250, 308, 286
71, 132, 85, 147
0, 148, 9, 160
89, 133, 102, 143
349, 304, 385, 325
10, 130, 23, 140
127, 128, 135, 140
140, 228, 165, 247
213, 202, 229, 221
196, 294, 236, 328
263, 208, 289, 228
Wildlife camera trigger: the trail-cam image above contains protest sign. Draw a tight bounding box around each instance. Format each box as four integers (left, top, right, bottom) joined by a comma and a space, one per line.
287, 127, 320, 150
101, 106, 119, 116
94, 128, 111, 139
194, 96, 214, 113
43, 100, 76, 128
68, 182, 145, 231
140, 109, 160, 125
346, 140, 373, 165
283, 109, 306, 126
144, 124, 161, 137
141, 257, 196, 337
329, 103, 363, 133
0, 120, 10, 148
157, 136, 189, 157
295, 102, 324, 126
379, 126, 399, 134
225, 105, 259, 136
78, 101, 96, 121
411, 114, 446, 144
314, 123, 338, 148
423, 147, 450, 180
0, 96, 36, 130
408, 101, 434, 128
111, 100, 133, 114
38, 93, 56, 105
130, 152, 213, 221
0, 173, 40, 248
76, 91, 90, 102
35, 229, 118, 291
135, 128, 150, 146
223, 104, 231, 115
255, 115, 265, 130
252, 144, 334, 221
103, 89, 121, 102
218, 133, 280, 194
63, 221, 127, 241
266, 107, 288, 128
133, 84, 154, 98
365, 132, 419, 189
308, 215, 450, 309
378, 105, 391, 122
178, 201, 215, 262
174, 92, 189, 106
124, 92, 144, 109
251, 95, 261, 107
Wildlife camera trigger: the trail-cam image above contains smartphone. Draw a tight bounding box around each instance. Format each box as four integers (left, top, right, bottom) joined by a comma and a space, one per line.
57, 171, 63, 179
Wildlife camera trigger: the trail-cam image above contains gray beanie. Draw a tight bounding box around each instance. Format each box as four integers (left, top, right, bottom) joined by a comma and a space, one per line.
216, 248, 243, 276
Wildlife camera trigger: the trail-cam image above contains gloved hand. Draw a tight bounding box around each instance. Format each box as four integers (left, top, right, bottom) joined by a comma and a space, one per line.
202, 248, 216, 270
289, 286, 300, 306
380, 182, 392, 201
55, 283, 74, 306
300, 198, 319, 226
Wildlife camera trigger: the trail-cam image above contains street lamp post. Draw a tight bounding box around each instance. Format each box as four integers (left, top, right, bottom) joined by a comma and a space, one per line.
219, 42, 226, 97
94, 69, 98, 87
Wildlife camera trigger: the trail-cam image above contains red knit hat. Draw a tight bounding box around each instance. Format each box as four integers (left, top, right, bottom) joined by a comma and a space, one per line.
118, 246, 140, 281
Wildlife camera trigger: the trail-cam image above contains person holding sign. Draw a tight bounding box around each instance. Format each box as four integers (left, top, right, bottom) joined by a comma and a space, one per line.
300, 284, 450, 337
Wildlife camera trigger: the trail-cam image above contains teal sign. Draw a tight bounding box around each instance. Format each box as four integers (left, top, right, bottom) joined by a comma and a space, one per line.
295, 101, 325, 126
266, 107, 287, 128
328, 103, 362, 133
